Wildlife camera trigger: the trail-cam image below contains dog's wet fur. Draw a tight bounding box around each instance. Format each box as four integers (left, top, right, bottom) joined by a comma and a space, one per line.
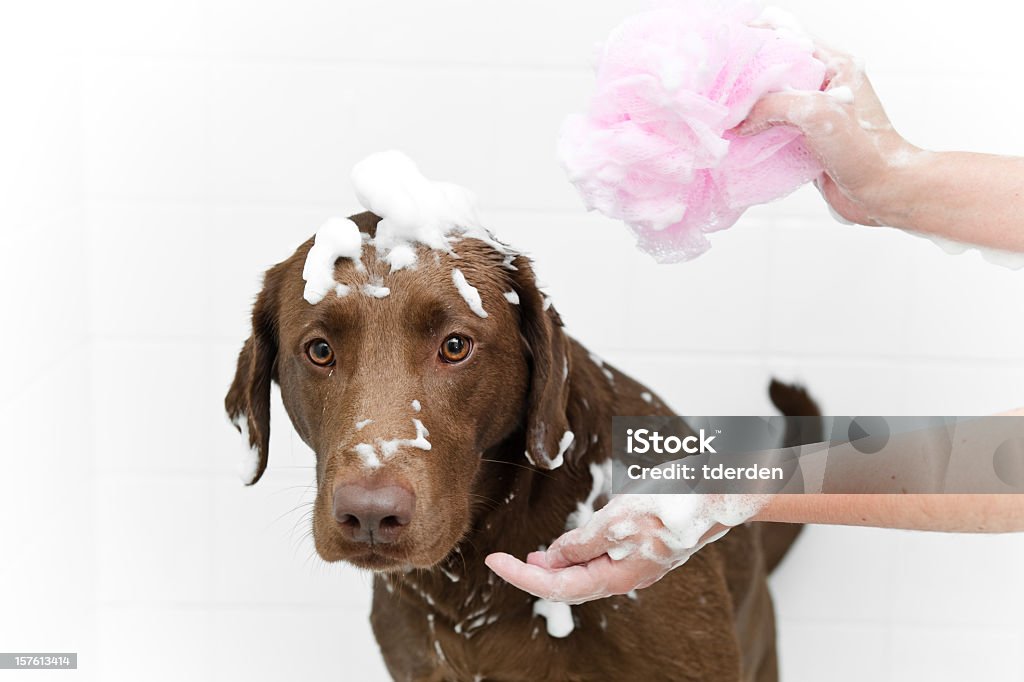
226, 212, 819, 681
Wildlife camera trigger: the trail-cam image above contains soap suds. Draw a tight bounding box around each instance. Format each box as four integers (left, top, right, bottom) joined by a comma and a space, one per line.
525, 422, 565, 470
385, 243, 418, 272
362, 281, 391, 298
303, 151, 516, 307
536, 493, 769, 603
354, 419, 431, 467
566, 460, 613, 530
379, 418, 432, 458
233, 415, 261, 484
826, 85, 854, 104
503, 290, 520, 305
607, 518, 638, 540
912, 231, 1024, 270
452, 268, 488, 318
640, 391, 653, 404
352, 150, 495, 269
592, 494, 767, 566
354, 442, 381, 469
302, 218, 363, 304
411, 399, 421, 413
355, 419, 373, 431
549, 430, 575, 469
754, 5, 809, 40
533, 598, 574, 638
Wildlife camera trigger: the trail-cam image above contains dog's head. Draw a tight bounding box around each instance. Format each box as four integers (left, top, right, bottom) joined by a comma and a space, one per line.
225, 212, 572, 571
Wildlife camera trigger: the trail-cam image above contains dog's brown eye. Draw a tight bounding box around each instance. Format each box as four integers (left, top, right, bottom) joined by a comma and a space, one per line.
440, 334, 471, 363
306, 339, 335, 367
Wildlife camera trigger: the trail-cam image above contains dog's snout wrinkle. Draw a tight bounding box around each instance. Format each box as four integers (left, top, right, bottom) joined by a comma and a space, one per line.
333, 483, 416, 544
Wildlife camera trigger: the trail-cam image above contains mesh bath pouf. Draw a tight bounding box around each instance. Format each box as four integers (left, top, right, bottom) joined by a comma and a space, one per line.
559, 0, 826, 262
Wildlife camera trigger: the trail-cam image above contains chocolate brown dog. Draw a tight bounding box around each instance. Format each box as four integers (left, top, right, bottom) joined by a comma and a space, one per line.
226, 211, 817, 681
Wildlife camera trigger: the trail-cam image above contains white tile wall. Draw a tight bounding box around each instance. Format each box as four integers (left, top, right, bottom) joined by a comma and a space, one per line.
3, 0, 1024, 680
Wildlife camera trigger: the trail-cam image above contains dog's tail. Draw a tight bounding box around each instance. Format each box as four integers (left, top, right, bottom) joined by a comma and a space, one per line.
760, 379, 822, 573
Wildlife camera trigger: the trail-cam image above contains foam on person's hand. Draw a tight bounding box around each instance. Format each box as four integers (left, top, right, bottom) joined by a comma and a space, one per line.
582, 493, 767, 571
558, 0, 826, 262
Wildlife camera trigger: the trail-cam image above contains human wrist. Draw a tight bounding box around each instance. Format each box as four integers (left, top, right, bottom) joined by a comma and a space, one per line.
750, 494, 798, 523
866, 144, 935, 231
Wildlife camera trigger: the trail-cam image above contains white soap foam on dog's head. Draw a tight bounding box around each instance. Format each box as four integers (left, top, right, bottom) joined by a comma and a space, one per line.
302, 151, 517, 305
451, 268, 489, 318
302, 217, 364, 304
352, 150, 484, 266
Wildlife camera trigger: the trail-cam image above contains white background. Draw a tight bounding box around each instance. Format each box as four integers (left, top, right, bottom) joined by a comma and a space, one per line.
3, 0, 1024, 680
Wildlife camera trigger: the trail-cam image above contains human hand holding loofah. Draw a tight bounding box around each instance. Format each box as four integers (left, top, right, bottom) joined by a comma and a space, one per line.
736, 40, 918, 227
559, 0, 828, 262
739, 38, 1024, 264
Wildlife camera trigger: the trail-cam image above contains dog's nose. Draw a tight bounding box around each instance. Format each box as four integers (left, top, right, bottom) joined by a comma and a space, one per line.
332, 483, 415, 544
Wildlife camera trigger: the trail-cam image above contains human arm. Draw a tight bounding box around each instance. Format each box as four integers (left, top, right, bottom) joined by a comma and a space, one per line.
756, 494, 1024, 532
736, 42, 1024, 252
485, 491, 1024, 604
488, 407, 1024, 603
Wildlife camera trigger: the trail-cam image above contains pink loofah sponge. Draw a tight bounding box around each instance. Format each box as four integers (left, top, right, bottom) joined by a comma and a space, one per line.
558, 1, 826, 262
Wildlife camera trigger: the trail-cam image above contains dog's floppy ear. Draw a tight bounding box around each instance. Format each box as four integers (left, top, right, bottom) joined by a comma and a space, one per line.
225, 265, 282, 485
510, 255, 575, 470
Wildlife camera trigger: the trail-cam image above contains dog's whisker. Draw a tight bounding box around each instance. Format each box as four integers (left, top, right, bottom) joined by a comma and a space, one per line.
271, 500, 315, 530
289, 510, 316, 543
479, 457, 556, 479
272, 483, 319, 494
468, 491, 499, 512
467, 493, 501, 511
